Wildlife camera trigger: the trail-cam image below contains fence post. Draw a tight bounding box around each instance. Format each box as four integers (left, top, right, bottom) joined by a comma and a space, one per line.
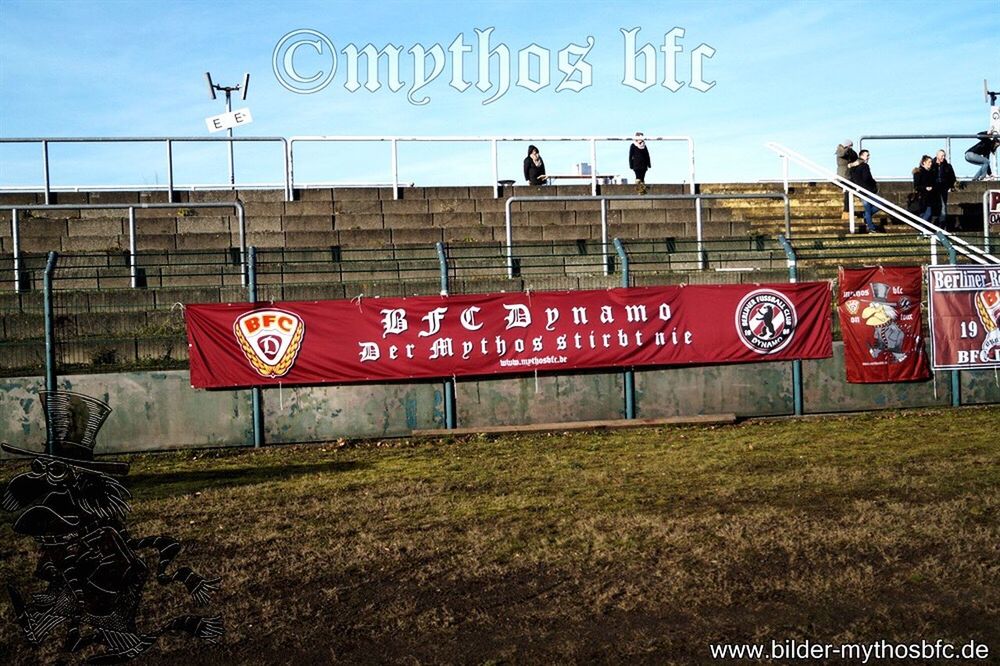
128, 207, 138, 288
777, 235, 803, 416
42, 140, 51, 205
166, 139, 175, 203
43, 251, 58, 454
247, 246, 265, 447
12, 208, 21, 292
936, 232, 961, 408
436, 241, 457, 429
614, 238, 636, 419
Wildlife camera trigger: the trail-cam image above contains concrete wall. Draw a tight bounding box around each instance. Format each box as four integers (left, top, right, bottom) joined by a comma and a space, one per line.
1, 342, 997, 457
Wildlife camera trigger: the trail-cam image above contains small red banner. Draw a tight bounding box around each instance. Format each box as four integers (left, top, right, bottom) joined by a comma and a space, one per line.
928, 265, 1000, 370
837, 266, 930, 383
185, 283, 833, 389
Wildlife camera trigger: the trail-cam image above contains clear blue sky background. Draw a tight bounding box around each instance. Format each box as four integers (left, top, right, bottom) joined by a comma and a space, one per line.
1, 0, 998, 189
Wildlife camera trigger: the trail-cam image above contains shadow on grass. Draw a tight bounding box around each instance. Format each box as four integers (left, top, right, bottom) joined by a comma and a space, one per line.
126, 460, 368, 500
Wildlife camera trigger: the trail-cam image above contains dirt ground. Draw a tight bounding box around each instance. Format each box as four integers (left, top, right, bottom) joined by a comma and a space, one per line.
2, 407, 998, 664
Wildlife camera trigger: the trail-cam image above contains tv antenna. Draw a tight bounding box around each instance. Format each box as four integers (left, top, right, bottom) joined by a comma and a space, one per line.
205, 72, 250, 187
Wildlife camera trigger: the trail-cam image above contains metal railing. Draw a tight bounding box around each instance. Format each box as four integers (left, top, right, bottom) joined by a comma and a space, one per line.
0, 137, 291, 203
4, 202, 247, 291
767, 142, 999, 266
282, 135, 694, 200
858, 133, 999, 177
3, 134, 696, 202
504, 193, 790, 278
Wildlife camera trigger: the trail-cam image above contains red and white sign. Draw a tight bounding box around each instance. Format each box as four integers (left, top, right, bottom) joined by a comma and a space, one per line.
185, 283, 833, 389
837, 266, 930, 383
928, 265, 1000, 370
988, 190, 1000, 227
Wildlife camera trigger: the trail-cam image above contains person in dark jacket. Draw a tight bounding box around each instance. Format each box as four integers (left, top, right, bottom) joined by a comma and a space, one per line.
629, 132, 652, 194
931, 149, 957, 226
912, 155, 937, 222
849, 149, 880, 232
523, 145, 547, 186
965, 132, 999, 181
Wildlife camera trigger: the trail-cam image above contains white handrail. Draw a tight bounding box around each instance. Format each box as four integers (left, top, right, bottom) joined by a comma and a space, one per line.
288, 135, 696, 199
766, 142, 999, 266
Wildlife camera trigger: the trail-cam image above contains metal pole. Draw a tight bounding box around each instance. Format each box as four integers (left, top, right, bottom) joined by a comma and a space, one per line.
226, 91, 235, 188
590, 139, 598, 196
849, 193, 856, 235
166, 139, 175, 203
11, 209, 20, 292
505, 197, 515, 278
782, 193, 791, 238
128, 207, 137, 288
43, 251, 58, 405
235, 201, 247, 287
247, 246, 264, 448
444, 378, 456, 429
688, 138, 696, 194
42, 140, 51, 205
984, 190, 993, 253
777, 234, 802, 416
42, 252, 60, 455
286, 139, 295, 201
436, 241, 449, 295
936, 232, 961, 408
613, 238, 635, 419
391, 138, 399, 200
695, 196, 704, 270
601, 198, 609, 276
491, 139, 499, 198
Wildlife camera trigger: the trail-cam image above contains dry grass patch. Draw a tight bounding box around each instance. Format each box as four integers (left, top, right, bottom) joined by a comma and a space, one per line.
1, 406, 997, 663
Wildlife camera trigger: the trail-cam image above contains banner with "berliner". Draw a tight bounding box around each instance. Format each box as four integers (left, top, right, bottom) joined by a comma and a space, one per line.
184, 283, 833, 389
928, 265, 1000, 370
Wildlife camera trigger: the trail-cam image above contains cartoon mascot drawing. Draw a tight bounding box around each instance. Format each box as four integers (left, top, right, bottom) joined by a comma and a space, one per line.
862, 282, 910, 362
2, 391, 223, 663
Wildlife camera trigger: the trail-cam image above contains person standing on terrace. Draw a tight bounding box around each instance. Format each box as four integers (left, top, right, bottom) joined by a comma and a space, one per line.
912, 155, 937, 222
629, 131, 652, 194
523, 145, 548, 186
850, 149, 881, 233
931, 149, 957, 227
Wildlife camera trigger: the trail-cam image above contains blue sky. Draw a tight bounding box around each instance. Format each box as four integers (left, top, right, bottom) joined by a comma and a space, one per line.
1, 0, 998, 189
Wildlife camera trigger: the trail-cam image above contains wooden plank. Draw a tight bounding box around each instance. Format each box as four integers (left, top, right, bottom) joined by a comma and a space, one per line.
412, 413, 736, 437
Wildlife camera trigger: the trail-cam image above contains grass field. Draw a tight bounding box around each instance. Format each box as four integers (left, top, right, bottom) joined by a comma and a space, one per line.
2, 406, 998, 664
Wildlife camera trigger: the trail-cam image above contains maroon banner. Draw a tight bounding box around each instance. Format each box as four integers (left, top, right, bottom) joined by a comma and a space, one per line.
185, 283, 833, 389
928, 265, 1000, 370
837, 266, 930, 383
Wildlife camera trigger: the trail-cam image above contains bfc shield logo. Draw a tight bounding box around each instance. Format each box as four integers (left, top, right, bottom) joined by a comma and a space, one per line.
735, 289, 798, 354
234, 310, 305, 378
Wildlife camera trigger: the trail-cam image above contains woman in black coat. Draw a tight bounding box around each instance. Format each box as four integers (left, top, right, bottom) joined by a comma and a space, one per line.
912, 155, 937, 222
523, 145, 547, 186
628, 132, 651, 193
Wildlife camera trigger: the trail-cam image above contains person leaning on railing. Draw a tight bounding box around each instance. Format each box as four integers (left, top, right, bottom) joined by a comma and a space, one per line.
964, 131, 1000, 181
836, 139, 860, 218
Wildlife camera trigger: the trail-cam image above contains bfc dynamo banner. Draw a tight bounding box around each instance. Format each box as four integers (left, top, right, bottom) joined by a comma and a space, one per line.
928, 265, 1000, 370
185, 283, 833, 389
837, 266, 930, 383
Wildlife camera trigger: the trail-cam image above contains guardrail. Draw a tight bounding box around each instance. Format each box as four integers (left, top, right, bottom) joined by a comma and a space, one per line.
504, 193, 790, 278
3, 202, 247, 292
857, 133, 999, 176
288, 135, 695, 200
3, 135, 695, 202
0, 137, 291, 203
767, 141, 999, 267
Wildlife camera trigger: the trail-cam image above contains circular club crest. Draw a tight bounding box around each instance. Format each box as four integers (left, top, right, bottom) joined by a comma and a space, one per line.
735, 289, 798, 354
